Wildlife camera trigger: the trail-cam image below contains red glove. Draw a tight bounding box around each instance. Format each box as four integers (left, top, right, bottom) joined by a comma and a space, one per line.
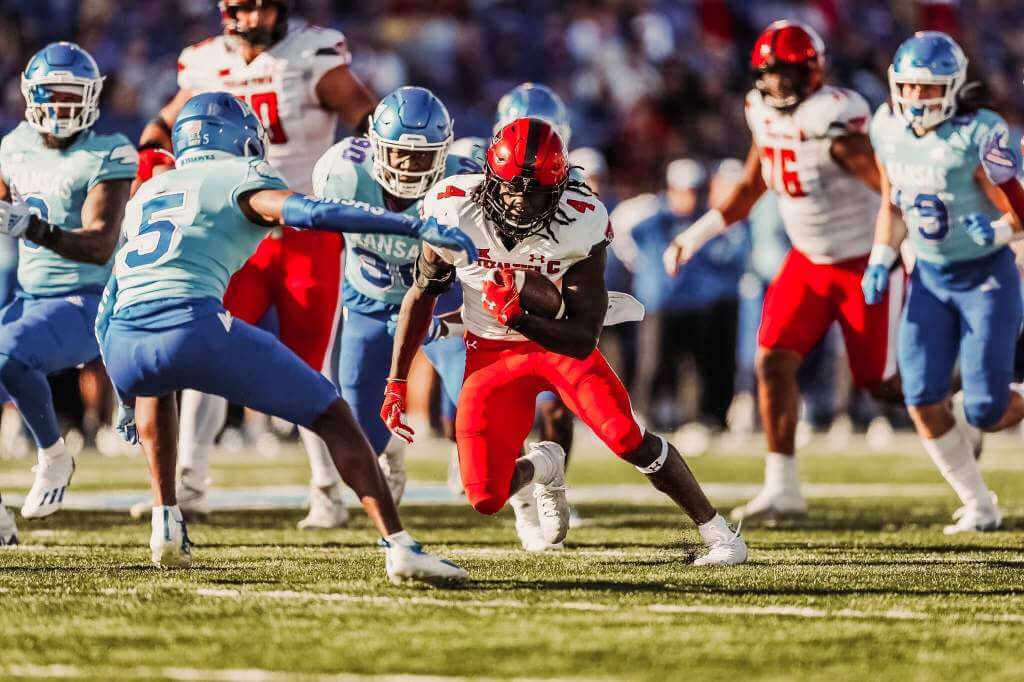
380, 379, 414, 444
481, 268, 525, 327
136, 147, 176, 185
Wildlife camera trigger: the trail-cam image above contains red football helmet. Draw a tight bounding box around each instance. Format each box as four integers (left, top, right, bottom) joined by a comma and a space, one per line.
219, 0, 290, 47
751, 20, 826, 109
480, 117, 569, 240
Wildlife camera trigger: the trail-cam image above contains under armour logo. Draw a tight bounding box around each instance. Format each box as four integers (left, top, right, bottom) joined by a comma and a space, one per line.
529, 254, 546, 264
218, 311, 233, 332
484, 298, 496, 311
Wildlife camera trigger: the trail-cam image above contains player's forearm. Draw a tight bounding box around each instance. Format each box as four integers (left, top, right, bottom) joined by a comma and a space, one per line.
512, 310, 603, 360
389, 286, 440, 381
280, 193, 420, 236
717, 180, 764, 226
25, 218, 118, 265
139, 119, 173, 151
872, 204, 905, 249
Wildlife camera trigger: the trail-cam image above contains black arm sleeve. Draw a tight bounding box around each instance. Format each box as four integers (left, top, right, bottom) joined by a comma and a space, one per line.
413, 250, 456, 294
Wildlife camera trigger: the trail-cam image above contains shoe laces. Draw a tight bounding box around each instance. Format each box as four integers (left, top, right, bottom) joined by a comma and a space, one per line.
535, 484, 566, 517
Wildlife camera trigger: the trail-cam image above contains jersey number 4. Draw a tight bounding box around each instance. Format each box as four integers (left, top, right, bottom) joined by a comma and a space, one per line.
123, 192, 187, 269
761, 146, 806, 197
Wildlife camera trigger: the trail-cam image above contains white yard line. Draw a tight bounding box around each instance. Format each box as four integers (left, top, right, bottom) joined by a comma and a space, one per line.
191, 587, 1024, 625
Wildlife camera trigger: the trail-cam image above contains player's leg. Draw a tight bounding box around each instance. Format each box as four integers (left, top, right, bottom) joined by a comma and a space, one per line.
0, 294, 101, 518
136, 393, 191, 567
536, 393, 573, 455
736, 251, 836, 523
899, 267, 999, 533
956, 251, 1024, 433
699, 298, 739, 430
421, 335, 465, 495
542, 348, 746, 565
78, 358, 111, 447
274, 230, 347, 520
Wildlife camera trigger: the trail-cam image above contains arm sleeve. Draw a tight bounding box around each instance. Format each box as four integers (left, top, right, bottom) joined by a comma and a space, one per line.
281, 193, 421, 236
90, 137, 139, 190
977, 113, 1022, 186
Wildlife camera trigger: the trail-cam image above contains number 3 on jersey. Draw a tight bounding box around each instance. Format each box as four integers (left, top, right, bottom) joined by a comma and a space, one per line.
761, 146, 806, 197
120, 192, 189, 270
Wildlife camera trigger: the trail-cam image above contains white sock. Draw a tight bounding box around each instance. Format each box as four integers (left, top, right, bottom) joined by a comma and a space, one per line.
152, 504, 183, 524
178, 390, 227, 483
522, 447, 558, 485
38, 437, 67, 463
698, 514, 730, 544
385, 530, 415, 547
299, 426, 341, 488
921, 426, 993, 510
764, 452, 799, 496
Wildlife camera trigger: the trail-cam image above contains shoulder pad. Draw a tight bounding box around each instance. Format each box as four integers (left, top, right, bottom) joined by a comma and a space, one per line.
797, 87, 871, 139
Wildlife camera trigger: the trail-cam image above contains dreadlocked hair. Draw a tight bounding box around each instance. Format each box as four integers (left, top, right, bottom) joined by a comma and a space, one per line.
471, 166, 598, 242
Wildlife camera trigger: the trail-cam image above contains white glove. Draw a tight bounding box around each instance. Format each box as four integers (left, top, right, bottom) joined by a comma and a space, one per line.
662, 209, 727, 276
0, 199, 33, 238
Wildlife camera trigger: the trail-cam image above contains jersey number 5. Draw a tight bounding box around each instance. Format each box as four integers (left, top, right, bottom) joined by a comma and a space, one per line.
761, 146, 806, 198
123, 192, 187, 269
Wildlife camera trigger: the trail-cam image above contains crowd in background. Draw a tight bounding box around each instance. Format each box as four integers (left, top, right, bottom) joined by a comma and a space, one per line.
0, 0, 1022, 450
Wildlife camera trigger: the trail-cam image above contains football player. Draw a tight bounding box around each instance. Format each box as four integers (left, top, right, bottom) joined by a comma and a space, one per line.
0, 42, 137, 520
312, 86, 483, 503
383, 118, 746, 566
865, 32, 1024, 533
663, 20, 903, 524
98, 92, 474, 581
133, 0, 378, 528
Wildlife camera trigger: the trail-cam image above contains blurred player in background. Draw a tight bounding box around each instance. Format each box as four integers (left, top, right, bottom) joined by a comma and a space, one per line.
0, 42, 136, 532
663, 20, 902, 524
312, 86, 483, 503
866, 32, 1024, 533
133, 0, 378, 527
384, 118, 746, 565
100, 92, 474, 582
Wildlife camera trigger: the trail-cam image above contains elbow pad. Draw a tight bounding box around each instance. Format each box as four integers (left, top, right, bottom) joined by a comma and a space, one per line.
413, 251, 455, 294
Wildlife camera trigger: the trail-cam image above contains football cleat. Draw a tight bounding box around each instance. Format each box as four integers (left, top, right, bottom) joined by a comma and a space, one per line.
944, 500, 1002, 535
150, 506, 192, 568
528, 441, 570, 545
0, 502, 18, 546
951, 391, 983, 459
694, 520, 748, 566
378, 438, 408, 505
729, 488, 807, 525
297, 482, 349, 530
20, 451, 75, 519
509, 485, 562, 552
384, 539, 468, 587
177, 468, 210, 523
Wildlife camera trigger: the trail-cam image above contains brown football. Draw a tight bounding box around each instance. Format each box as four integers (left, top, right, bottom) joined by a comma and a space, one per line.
513, 269, 563, 319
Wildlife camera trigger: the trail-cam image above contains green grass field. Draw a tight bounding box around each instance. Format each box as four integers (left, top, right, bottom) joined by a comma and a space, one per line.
2, 433, 1024, 681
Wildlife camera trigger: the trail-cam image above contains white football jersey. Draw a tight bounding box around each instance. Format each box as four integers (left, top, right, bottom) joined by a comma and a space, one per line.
177, 21, 351, 194
422, 174, 611, 341
745, 85, 877, 263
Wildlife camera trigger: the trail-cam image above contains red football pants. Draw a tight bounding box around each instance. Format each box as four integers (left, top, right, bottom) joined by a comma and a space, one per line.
222, 228, 344, 372
757, 249, 903, 388
456, 333, 644, 515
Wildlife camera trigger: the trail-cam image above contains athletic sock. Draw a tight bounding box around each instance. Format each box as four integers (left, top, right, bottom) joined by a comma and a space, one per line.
385, 530, 415, 547
177, 390, 226, 484
38, 437, 67, 464
522, 446, 559, 485
921, 426, 993, 510
764, 452, 799, 496
300, 426, 341, 488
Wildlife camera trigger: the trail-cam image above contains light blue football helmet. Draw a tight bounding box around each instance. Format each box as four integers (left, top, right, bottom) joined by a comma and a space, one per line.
368, 86, 453, 199
21, 42, 104, 138
171, 92, 269, 165
494, 83, 571, 147
889, 31, 968, 130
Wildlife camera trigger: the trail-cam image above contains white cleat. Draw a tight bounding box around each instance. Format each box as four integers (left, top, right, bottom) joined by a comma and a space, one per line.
729, 488, 807, 525
177, 469, 211, 523
528, 441, 570, 545
0, 502, 18, 546
297, 482, 349, 530
509, 485, 562, 552
385, 540, 468, 587
694, 520, 748, 566
378, 438, 408, 505
150, 507, 192, 568
951, 391, 983, 459
944, 500, 1002, 535
20, 452, 75, 519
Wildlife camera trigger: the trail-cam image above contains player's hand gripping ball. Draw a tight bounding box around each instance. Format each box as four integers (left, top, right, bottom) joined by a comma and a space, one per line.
482, 268, 563, 327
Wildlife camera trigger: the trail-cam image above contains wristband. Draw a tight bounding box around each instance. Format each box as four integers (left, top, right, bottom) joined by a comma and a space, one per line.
991, 219, 1015, 246
868, 244, 898, 269
672, 209, 727, 249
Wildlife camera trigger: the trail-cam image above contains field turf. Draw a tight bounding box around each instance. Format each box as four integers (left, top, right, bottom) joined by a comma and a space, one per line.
2, 433, 1024, 681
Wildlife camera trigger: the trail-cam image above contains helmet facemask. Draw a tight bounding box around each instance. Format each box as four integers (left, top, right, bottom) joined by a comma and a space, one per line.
219, 0, 288, 48
22, 76, 102, 139
480, 170, 568, 242
889, 69, 963, 130
754, 61, 818, 110
370, 129, 452, 200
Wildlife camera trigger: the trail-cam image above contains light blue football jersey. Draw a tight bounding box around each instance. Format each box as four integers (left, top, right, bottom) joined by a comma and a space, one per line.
0, 122, 137, 296
871, 105, 1021, 265
312, 136, 484, 312
112, 156, 288, 312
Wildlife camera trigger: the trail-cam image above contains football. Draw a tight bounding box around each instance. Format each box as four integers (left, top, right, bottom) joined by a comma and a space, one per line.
507, 268, 564, 318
